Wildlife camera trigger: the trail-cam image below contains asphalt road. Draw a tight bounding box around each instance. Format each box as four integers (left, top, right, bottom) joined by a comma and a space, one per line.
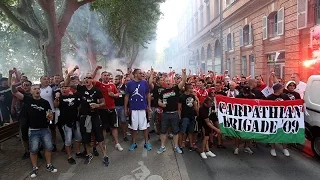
3, 133, 320, 180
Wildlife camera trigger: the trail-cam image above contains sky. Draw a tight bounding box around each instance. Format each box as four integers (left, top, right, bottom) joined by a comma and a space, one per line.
156, 0, 188, 53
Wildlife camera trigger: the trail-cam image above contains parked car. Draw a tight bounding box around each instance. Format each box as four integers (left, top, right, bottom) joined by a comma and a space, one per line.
304, 75, 320, 158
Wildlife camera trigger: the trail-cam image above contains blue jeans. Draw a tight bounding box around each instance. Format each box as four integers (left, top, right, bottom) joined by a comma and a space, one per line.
62, 122, 82, 147
180, 117, 195, 134
29, 128, 53, 153
115, 106, 126, 123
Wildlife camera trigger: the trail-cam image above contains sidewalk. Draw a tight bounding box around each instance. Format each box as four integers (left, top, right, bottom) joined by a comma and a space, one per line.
0, 136, 33, 180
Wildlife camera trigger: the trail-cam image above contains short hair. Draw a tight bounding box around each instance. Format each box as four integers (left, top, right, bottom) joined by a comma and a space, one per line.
101, 71, 108, 75
115, 75, 123, 79
199, 79, 205, 84
132, 69, 141, 75
185, 83, 193, 91
54, 74, 60, 77
215, 81, 222, 85
23, 80, 32, 85
241, 76, 246, 79
40, 75, 48, 80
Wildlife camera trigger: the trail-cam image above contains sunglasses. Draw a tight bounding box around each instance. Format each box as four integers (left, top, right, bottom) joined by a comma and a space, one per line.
85, 77, 93, 79
23, 84, 31, 86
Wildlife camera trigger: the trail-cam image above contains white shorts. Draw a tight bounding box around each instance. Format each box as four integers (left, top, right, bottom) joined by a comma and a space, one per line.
129, 110, 150, 131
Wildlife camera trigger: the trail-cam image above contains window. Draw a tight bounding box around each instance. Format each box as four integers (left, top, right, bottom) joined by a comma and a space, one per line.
200, 5, 204, 29
240, 24, 253, 46
226, 58, 231, 72
226, 33, 234, 51
206, 0, 211, 24
263, 8, 284, 39
315, 0, 320, 25
241, 56, 247, 76
195, 12, 198, 33
297, 0, 307, 29
249, 54, 255, 77
214, 0, 219, 18
225, 0, 236, 8
231, 57, 235, 77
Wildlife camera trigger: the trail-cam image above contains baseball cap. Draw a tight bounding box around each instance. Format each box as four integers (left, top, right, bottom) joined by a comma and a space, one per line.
273, 83, 284, 92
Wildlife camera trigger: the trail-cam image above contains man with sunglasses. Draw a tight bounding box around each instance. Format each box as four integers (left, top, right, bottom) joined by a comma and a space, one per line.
92, 66, 123, 152
66, 66, 109, 166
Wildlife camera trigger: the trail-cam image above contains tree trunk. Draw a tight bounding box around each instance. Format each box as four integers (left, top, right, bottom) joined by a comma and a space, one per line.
41, 38, 63, 76
87, 35, 97, 71
128, 44, 140, 68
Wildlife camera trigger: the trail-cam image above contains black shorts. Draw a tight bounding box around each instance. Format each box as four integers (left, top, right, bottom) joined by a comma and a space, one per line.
209, 113, 219, 123
202, 124, 211, 136
79, 115, 104, 144
99, 109, 119, 129
20, 125, 29, 142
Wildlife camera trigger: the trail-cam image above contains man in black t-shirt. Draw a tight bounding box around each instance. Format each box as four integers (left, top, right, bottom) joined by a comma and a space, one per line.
214, 81, 227, 96
266, 83, 290, 157
12, 83, 57, 178
233, 86, 255, 155
198, 97, 221, 159
54, 82, 81, 165
248, 79, 265, 99
157, 69, 186, 155
67, 66, 109, 166
149, 68, 165, 134
178, 83, 198, 151
114, 75, 129, 141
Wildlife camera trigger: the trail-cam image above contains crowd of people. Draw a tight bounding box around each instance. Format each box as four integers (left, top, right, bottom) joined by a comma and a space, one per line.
0, 66, 307, 178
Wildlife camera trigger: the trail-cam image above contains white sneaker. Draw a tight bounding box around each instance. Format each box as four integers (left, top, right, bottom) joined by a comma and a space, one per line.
234, 148, 239, 155
244, 147, 253, 154
205, 151, 216, 157
200, 152, 207, 159
115, 143, 123, 151
270, 149, 277, 157
283, 149, 290, 157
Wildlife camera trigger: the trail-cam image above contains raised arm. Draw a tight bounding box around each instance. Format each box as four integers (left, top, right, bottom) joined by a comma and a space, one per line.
65, 65, 79, 86
11, 82, 24, 100
178, 69, 187, 90
149, 67, 155, 90
92, 66, 102, 79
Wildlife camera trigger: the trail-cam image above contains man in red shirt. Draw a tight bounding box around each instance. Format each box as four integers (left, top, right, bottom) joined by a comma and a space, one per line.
255, 75, 266, 91
93, 66, 123, 152
196, 79, 208, 104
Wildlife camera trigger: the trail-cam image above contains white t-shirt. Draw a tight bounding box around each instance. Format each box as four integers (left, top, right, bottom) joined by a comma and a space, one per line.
295, 81, 307, 99
40, 86, 54, 110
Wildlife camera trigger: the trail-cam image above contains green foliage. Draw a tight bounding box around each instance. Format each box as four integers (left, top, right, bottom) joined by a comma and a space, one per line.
92, 0, 164, 57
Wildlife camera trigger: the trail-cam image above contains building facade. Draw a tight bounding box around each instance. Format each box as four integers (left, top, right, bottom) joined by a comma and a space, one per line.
175, 0, 319, 82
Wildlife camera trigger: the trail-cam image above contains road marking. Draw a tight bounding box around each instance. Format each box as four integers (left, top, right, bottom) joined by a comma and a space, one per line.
57, 159, 82, 180
172, 141, 190, 180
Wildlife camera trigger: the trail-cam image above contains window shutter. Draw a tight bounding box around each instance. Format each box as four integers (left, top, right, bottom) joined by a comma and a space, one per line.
224, 35, 227, 52
297, 0, 308, 30
231, 32, 234, 50
249, 23, 253, 44
239, 28, 243, 47
262, 16, 268, 40
277, 7, 284, 36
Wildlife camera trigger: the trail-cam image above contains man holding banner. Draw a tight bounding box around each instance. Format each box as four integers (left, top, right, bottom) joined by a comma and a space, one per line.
216, 83, 305, 158
266, 83, 291, 157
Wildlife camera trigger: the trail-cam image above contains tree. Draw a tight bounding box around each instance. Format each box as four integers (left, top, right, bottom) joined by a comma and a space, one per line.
0, 22, 43, 80
92, 0, 164, 67
0, 0, 95, 76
